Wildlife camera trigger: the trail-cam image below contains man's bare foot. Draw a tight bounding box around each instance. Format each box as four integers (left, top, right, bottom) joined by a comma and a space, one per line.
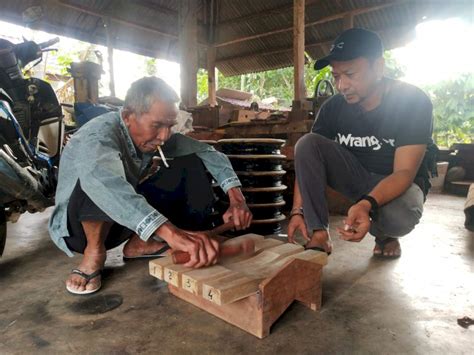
122, 234, 168, 258
305, 229, 333, 254
373, 237, 401, 258
66, 248, 106, 294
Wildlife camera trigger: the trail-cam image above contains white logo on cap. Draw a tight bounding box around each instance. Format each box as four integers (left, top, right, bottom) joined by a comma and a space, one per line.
330, 42, 344, 52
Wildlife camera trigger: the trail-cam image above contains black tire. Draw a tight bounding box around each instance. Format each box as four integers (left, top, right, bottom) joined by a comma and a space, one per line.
0, 207, 6, 256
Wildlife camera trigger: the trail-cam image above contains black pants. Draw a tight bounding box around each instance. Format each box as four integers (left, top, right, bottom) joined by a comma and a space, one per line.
65, 154, 216, 254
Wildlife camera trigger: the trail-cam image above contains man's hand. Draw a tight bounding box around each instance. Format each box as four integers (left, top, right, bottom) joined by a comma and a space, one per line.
156, 222, 219, 268
287, 214, 310, 244
223, 187, 252, 230
337, 200, 372, 242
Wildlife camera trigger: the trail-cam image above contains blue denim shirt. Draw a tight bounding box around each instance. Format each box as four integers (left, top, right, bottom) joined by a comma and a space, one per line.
48, 111, 240, 256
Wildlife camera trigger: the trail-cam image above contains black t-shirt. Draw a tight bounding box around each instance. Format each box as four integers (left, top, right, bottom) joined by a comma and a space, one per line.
312, 78, 434, 195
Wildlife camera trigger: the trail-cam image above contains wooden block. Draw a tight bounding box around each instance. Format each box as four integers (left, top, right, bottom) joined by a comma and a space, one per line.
232, 109, 258, 123
202, 274, 261, 305
164, 264, 193, 287
149, 256, 174, 280
181, 266, 234, 295
168, 257, 324, 338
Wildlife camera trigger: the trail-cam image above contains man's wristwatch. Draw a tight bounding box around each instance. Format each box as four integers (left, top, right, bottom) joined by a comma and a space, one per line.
289, 207, 304, 219
357, 195, 379, 221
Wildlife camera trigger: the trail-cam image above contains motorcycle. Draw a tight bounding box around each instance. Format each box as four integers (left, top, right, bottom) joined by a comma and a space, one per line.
0, 37, 64, 255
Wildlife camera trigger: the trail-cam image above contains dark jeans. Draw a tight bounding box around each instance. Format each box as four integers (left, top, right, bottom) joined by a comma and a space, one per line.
294, 133, 424, 240
65, 154, 216, 254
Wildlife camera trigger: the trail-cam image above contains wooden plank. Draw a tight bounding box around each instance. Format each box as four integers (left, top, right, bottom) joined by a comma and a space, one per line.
181, 236, 280, 294
252, 249, 327, 279
149, 256, 175, 280
151, 234, 263, 286
181, 266, 234, 295
202, 274, 260, 305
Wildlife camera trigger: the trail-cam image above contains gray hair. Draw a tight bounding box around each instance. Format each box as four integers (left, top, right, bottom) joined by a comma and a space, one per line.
124, 76, 180, 115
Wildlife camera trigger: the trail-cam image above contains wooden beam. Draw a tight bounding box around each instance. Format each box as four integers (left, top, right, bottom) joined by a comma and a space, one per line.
104, 18, 116, 97
343, 13, 354, 29
215, 0, 407, 48
293, 0, 306, 101
216, 38, 332, 65
207, 46, 217, 107
179, 0, 199, 108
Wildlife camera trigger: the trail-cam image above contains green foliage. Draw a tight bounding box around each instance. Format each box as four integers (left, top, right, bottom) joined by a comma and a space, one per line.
197, 62, 331, 107
384, 51, 405, 79
424, 73, 474, 147
197, 68, 209, 103
145, 58, 157, 76
56, 53, 74, 76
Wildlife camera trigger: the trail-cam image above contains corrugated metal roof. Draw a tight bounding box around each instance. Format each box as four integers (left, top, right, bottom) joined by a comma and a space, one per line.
0, 0, 472, 76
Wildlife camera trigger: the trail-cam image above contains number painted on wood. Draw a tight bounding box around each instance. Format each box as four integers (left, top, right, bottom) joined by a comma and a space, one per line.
208, 289, 213, 300
168, 271, 173, 280
185, 279, 191, 288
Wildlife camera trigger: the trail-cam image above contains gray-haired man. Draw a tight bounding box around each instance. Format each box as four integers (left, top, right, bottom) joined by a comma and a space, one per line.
49, 77, 252, 295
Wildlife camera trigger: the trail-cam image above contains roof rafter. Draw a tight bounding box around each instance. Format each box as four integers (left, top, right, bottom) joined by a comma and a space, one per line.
57, 0, 208, 47
217, 0, 320, 27
215, 0, 407, 48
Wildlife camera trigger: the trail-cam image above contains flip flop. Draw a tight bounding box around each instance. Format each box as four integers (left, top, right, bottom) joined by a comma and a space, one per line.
374, 238, 401, 259
66, 269, 102, 295
123, 244, 171, 261
305, 245, 332, 256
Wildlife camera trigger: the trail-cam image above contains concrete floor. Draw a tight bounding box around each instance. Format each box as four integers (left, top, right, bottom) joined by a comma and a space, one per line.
0, 192, 473, 354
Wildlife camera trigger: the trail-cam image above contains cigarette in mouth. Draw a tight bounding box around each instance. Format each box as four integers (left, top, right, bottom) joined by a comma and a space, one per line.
157, 145, 169, 168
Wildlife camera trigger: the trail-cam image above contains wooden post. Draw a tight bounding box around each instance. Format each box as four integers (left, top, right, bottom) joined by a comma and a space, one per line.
343, 13, 354, 29
179, 0, 198, 108
293, 0, 305, 102
207, 47, 217, 107
104, 18, 116, 97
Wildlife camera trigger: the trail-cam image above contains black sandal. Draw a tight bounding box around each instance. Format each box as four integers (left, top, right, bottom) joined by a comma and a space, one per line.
66, 269, 102, 295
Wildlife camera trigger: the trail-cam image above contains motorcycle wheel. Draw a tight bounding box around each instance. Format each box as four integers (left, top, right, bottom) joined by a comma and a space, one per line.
0, 207, 6, 256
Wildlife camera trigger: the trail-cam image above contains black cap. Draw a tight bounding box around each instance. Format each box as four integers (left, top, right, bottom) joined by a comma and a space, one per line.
314, 28, 383, 70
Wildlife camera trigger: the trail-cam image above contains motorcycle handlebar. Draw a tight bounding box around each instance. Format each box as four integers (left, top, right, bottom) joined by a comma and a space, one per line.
38, 37, 59, 50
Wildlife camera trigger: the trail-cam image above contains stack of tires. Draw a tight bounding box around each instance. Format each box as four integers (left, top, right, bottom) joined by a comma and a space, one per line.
217, 138, 287, 235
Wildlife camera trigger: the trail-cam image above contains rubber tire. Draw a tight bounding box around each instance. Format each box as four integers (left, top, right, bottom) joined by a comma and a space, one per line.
0, 207, 6, 256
